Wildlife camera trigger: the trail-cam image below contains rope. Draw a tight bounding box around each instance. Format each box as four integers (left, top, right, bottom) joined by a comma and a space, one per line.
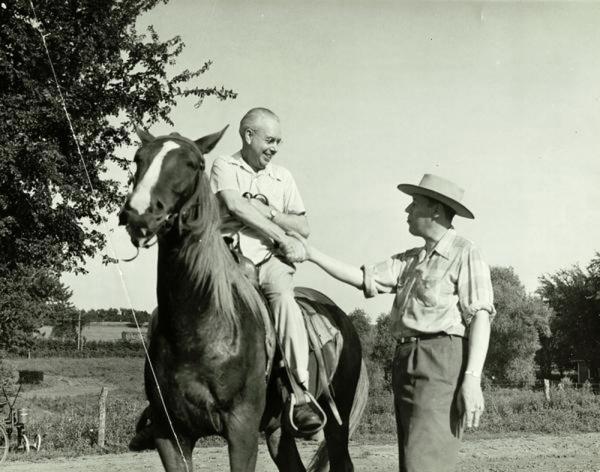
26, 2, 189, 469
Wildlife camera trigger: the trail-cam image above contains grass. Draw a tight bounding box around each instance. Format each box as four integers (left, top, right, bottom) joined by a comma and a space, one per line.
2, 357, 600, 459
355, 383, 600, 441
1, 358, 147, 460
81, 322, 147, 342
8, 357, 145, 395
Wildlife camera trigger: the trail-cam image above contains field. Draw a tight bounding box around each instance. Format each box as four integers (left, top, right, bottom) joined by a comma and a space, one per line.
1, 357, 599, 471
40, 322, 147, 343
82, 322, 146, 342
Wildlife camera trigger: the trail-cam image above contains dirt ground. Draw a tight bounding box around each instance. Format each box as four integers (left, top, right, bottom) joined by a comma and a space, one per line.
1, 432, 599, 471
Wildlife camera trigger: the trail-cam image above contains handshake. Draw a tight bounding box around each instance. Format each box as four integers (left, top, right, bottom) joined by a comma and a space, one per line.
278, 232, 311, 263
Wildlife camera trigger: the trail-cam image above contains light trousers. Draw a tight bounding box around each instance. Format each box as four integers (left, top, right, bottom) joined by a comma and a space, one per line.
258, 256, 309, 387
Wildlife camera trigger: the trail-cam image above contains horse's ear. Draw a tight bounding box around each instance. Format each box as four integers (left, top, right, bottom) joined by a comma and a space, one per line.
195, 125, 229, 154
136, 126, 155, 144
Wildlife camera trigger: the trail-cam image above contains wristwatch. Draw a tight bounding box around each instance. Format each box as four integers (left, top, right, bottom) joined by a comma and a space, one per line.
269, 209, 278, 221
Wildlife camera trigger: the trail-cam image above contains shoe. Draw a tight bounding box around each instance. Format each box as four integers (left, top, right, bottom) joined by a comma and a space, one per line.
128, 424, 155, 451
292, 402, 323, 432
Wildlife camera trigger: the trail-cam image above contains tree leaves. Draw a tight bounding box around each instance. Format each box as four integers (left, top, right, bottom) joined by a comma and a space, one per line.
538, 254, 600, 377
0, 0, 236, 274
487, 266, 552, 385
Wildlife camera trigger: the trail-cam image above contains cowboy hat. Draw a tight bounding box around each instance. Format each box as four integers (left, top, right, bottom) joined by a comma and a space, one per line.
397, 174, 474, 219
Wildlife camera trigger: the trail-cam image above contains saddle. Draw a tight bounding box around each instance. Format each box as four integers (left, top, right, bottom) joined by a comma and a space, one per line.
227, 240, 344, 436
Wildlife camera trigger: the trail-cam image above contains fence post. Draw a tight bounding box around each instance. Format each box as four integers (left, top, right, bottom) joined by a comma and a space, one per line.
98, 387, 108, 448
77, 311, 82, 351
543, 379, 551, 401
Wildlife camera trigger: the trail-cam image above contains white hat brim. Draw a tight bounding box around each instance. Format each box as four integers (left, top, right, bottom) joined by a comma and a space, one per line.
397, 184, 474, 219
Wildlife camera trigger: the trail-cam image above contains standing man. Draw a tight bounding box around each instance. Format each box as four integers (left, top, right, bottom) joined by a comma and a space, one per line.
295, 174, 495, 471
210, 107, 320, 431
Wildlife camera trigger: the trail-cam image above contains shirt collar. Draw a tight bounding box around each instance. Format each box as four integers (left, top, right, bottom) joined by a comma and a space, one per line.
226, 151, 278, 179
432, 228, 456, 260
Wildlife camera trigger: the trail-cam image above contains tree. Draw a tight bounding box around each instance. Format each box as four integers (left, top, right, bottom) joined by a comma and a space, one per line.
487, 266, 552, 385
538, 253, 600, 378
0, 267, 76, 353
0, 0, 236, 274
348, 308, 373, 357
370, 313, 396, 385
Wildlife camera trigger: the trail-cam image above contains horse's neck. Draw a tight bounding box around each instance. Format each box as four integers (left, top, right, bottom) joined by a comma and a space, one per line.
154, 176, 264, 338
156, 229, 242, 325
156, 236, 216, 308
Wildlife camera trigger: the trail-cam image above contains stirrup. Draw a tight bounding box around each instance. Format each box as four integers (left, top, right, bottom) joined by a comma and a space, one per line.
284, 390, 327, 438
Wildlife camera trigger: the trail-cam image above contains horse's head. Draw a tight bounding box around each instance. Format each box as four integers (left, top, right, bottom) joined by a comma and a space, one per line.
119, 126, 228, 248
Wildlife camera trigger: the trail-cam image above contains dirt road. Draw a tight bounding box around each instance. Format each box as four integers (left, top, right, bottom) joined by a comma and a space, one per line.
2, 433, 599, 471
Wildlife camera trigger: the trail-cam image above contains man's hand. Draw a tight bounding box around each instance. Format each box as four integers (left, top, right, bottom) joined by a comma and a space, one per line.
458, 373, 485, 431
286, 231, 312, 260
278, 235, 306, 263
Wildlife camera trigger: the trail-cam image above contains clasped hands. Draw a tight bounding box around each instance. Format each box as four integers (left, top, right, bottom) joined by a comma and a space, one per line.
279, 231, 309, 263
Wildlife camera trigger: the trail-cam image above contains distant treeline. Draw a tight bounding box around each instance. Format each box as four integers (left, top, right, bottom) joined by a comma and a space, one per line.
83, 308, 153, 324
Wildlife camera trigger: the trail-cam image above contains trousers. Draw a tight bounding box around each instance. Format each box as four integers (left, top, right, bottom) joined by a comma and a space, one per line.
392, 335, 467, 472
258, 256, 309, 387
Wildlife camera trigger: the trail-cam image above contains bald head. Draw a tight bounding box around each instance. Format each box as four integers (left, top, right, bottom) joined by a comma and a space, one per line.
239, 107, 279, 138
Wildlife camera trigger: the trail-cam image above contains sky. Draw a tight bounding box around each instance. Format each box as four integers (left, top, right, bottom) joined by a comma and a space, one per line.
62, 1, 600, 321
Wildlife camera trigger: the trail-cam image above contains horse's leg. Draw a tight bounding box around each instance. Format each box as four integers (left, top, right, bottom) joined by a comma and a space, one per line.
322, 366, 360, 471
155, 433, 194, 472
322, 411, 353, 472
225, 410, 263, 472
265, 426, 306, 472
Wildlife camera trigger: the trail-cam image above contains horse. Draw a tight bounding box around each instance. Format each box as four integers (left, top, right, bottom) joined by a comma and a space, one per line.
118, 125, 368, 472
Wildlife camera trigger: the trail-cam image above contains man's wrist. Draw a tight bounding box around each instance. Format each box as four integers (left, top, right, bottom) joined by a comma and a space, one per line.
465, 370, 481, 378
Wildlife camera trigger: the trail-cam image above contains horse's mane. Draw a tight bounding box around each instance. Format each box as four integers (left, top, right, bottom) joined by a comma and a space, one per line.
176, 171, 267, 331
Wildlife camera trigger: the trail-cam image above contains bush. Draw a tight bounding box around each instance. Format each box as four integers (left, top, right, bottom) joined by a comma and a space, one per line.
355, 382, 600, 440
22, 339, 145, 358
0, 358, 16, 388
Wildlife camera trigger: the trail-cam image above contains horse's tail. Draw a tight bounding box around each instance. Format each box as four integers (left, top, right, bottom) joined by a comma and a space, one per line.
306, 358, 369, 472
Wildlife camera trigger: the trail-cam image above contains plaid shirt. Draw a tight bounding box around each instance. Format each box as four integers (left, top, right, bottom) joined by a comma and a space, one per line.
362, 229, 495, 339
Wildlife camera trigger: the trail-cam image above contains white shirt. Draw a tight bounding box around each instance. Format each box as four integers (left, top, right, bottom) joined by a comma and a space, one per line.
209, 151, 306, 264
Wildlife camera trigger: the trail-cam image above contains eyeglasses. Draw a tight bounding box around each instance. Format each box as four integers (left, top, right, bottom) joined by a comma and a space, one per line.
249, 128, 283, 146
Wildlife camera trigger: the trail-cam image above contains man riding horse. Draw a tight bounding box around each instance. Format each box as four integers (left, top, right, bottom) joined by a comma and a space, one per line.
210, 107, 321, 432
129, 108, 324, 451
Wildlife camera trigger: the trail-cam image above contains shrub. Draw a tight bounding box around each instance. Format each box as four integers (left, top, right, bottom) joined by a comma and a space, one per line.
0, 358, 16, 388
22, 339, 145, 358
355, 383, 600, 440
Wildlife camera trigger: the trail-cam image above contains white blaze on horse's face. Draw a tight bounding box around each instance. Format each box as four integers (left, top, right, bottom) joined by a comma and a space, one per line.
129, 141, 180, 215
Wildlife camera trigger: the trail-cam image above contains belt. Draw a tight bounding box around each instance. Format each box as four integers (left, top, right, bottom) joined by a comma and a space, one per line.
398, 332, 449, 344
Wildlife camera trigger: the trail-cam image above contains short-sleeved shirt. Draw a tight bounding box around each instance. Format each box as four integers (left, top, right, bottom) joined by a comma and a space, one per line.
362, 229, 496, 339
209, 151, 306, 264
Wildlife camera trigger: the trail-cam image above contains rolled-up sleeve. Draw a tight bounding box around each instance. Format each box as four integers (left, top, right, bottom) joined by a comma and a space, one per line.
283, 172, 306, 215
210, 157, 238, 194
361, 254, 406, 298
457, 246, 496, 325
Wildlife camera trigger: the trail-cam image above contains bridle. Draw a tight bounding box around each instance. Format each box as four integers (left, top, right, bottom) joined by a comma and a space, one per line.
122, 168, 203, 261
